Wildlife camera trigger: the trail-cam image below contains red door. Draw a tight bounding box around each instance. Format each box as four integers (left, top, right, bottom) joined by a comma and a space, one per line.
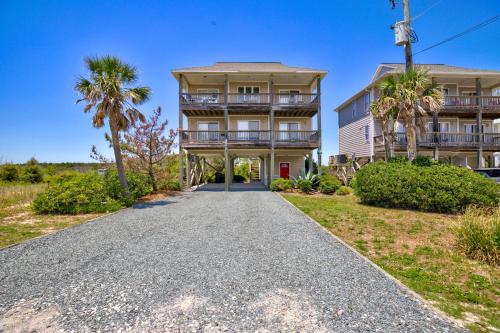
279, 162, 290, 179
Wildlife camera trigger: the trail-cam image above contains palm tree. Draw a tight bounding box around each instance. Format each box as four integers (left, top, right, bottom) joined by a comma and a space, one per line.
370, 76, 398, 161
372, 70, 443, 161
75, 56, 151, 196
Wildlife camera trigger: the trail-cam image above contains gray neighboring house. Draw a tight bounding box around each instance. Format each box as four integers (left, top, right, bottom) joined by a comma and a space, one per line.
334, 63, 500, 168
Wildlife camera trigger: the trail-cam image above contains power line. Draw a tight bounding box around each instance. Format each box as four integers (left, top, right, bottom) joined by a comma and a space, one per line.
413, 13, 500, 56
412, 0, 443, 22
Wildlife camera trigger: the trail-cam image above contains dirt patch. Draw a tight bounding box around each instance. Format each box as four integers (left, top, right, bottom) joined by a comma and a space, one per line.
0, 300, 62, 333
139, 191, 179, 202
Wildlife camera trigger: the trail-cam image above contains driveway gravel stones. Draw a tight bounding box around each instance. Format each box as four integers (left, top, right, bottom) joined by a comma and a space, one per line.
0, 186, 465, 332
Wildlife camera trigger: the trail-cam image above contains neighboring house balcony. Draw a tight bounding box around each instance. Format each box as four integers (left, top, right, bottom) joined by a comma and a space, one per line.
180, 130, 320, 149
441, 95, 500, 113
180, 92, 319, 116
374, 132, 500, 152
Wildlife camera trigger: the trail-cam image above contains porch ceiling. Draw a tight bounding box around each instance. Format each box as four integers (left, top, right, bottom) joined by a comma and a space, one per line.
179, 73, 319, 86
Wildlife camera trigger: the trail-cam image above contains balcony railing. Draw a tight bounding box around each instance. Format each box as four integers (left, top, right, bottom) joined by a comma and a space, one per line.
181, 93, 318, 107
443, 96, 500, 108
274, 130, 319, 144
375, 132, 500, 148
227, 93, 270, 104
180, 93, 224, 105
180, 130, 319, 146
273, 93, 318, 105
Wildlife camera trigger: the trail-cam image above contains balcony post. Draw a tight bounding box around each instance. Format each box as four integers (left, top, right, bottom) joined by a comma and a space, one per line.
178, 74, 184, 190
269, 75, 273, 105
224, 74, 229, 191
316, 75, 322, 174
431, 77, 439, 161
476, 78, 483, 168
224, 74, 228, 106
270, 75, 275, 182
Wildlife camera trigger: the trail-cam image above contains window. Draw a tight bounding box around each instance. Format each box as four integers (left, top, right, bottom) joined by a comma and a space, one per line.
438, 87, 449, 96
197, 122, 219, 141
196, 88, 219, 103
237, 120, 260, 140
427, 122, 450, 133
363, 94, 370, 113
364, 125, 370, 143
279, 122, 300, 141
492, 88, 500, 96
351, 101, 357, 118
279, 89, 301, 104
237, 86, 260, 103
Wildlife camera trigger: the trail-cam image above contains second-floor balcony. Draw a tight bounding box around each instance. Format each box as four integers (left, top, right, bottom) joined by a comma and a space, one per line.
374, 132, 500, 151
180, 130, 320, 148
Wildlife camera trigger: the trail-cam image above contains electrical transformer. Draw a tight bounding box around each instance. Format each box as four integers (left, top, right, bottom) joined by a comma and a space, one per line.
394, 21, 408, 46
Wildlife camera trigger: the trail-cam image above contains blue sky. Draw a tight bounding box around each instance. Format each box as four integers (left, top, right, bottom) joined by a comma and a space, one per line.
1, 0, 499, 163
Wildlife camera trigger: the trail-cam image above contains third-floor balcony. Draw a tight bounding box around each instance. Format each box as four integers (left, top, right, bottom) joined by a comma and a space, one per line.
443, 96, 500, 110
180, 92, 319, 115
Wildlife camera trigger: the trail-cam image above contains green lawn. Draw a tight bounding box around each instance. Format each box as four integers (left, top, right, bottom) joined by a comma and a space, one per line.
0, 183, 102, 248
282, 193, 499, 333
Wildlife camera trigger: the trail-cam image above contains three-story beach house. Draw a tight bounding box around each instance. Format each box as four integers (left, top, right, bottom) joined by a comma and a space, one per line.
335, 64, 500, 168
172, 62, 327, 190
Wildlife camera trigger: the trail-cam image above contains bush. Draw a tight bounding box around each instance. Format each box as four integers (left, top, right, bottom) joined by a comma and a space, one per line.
159, 179, 180, 191
319, 180, 339, 194
32, 173, 123, 214
453, 206, 500, 265
104, 170, 151, 205
46, 171, 83, 184
388, 156, 409, 164
233, 174, 246, 183
411, 156, 438, 167
270, 178, 293, 192
295, 179, 313, 194
21, 165, 43, 183
32, 171, 152, 214
352, 161, 499, 213
336, 186, 352, 195
0, 164, 19, 182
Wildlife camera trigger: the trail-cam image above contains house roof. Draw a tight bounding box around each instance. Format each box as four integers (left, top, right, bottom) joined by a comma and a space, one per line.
372, 63, 500, 82
171, 62, 327, 79
335, 63, 500, 112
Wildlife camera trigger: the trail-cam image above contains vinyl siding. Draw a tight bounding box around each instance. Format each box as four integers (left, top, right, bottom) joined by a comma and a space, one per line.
339, 115, 373, 158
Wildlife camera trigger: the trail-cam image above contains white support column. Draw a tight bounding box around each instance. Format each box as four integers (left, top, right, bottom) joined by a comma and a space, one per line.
316, 75, 322, 174
178, 74, 184, 189
185, 153, 191, 188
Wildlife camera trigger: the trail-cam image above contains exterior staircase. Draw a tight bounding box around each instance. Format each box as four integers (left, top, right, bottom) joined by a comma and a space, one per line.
250, 159, 260, 181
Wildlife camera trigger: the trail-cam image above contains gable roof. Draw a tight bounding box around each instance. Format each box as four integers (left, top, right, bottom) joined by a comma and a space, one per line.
172, 62, 327, 79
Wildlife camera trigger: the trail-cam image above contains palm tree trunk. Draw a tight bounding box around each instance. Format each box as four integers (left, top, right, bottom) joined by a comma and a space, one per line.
405, 122, 417, 161
109, 119, 130, 197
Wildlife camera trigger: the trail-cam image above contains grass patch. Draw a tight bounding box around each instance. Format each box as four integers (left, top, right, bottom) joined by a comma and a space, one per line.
0, 183, 103, 248
282, 193, 500, 333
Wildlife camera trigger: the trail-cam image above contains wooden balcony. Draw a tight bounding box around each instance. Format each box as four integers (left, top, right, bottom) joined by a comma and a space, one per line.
374, 132, 500, 152
442, 96, 500, 117
180, 93, 319, 116
180, 130, 319, 149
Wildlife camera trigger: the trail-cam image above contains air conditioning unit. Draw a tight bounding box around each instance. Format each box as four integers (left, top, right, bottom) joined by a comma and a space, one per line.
394, 21, 408, 46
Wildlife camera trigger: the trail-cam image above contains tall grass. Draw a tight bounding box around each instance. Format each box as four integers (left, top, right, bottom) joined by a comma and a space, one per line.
0, 183, 47, 210
453, 206, 500, 265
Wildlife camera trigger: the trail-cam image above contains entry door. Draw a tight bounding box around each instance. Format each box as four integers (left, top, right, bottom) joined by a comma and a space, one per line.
238, 86, 260, 103
279, 162, 290, 179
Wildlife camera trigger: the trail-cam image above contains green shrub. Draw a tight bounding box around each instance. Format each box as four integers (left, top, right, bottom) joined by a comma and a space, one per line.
296, 179, 313, 194
32, 173, 123, 214
32, 171, 151, 214
46, 171, 84, 184
270, 178, 293, 192
352, 161, 499, 213
21, 165, 43, 183
104, 170, 151, 205
233, 174, 246, 183
336, 186, 351, 195
159, 179, 180, 191
453, 206, 500, 265
411, 156, 438, 167
0, 164, 19, 182
388, 156, 409, 164
319, 180, 338, 194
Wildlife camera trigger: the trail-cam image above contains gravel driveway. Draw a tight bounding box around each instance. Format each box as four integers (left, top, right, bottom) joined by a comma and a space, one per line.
0, 185, 464, 332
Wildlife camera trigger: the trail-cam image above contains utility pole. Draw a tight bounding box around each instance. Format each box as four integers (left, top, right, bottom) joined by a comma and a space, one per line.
403, 0, 413, 72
